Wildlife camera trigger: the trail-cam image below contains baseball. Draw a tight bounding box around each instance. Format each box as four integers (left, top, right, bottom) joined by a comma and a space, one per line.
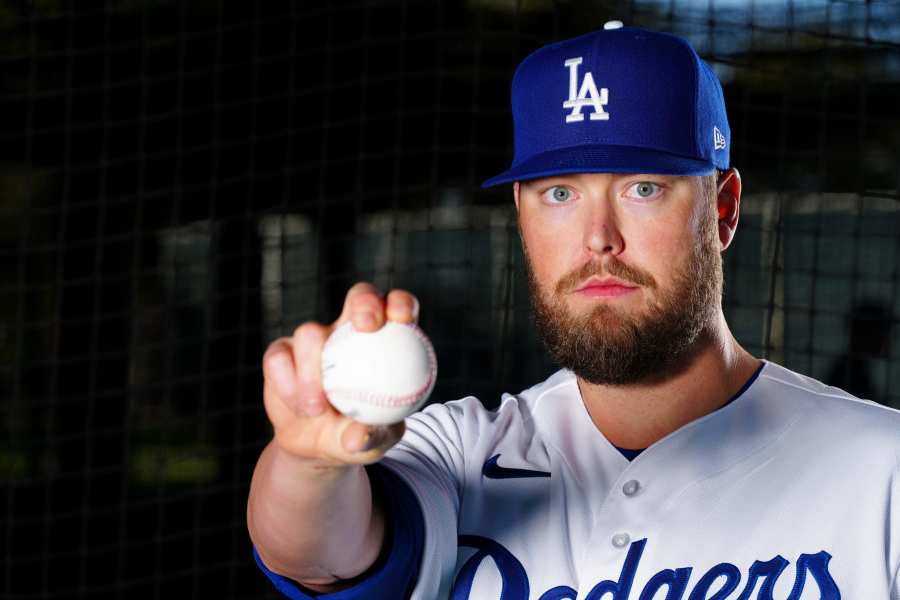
320, 321, 438, 425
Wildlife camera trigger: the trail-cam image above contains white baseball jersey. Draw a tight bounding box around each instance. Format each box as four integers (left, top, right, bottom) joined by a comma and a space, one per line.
255, 360, 900, 599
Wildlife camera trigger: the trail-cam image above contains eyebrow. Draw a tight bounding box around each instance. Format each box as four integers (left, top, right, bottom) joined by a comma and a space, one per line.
522, 173, 686, 188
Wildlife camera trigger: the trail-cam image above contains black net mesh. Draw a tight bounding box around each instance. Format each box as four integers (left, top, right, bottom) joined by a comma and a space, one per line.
1, 1, 898, 598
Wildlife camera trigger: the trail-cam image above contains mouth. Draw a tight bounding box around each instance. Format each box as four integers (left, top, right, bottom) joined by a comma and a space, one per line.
574, 276, 639, 298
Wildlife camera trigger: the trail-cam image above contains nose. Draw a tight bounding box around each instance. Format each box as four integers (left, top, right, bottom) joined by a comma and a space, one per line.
585, 199, 624, 257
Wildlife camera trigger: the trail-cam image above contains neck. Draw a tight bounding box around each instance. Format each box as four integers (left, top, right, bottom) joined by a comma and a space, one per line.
576, 313, 761, 450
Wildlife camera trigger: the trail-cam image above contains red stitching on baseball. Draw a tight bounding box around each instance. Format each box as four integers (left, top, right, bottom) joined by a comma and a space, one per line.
324, 322, 437, 409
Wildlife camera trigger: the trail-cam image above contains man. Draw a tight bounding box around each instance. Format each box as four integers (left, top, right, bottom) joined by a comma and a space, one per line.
247, 24, 900, 599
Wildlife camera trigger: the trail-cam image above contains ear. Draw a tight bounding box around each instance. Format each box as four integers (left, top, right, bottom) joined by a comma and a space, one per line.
716, 167, 741, 251
513, 181, 521, 212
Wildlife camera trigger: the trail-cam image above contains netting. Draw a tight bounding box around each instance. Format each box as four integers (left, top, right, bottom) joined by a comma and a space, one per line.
1, 1, 898, 598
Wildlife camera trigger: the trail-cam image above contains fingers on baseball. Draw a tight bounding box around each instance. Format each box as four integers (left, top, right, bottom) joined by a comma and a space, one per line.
385, 289, 419, 324
340, 282, 385, 332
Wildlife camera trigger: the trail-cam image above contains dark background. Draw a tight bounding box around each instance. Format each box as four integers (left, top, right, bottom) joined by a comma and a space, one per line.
1, 1, 898, 598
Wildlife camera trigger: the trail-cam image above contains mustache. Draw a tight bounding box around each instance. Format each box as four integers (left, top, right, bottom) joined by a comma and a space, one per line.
555, 258, 657, 295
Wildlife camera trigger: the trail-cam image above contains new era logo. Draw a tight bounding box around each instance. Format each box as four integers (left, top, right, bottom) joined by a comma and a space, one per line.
714, 126, 727, 150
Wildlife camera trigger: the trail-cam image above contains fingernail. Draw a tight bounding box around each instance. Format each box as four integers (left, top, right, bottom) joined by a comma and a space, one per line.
388, 300, 415, 323
356, 312, 376, 328
353, 433, 371, 453
358, 427, 387, 452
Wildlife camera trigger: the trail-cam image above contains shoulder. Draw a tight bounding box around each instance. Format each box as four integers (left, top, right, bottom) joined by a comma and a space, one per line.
759, 360, 899, 419
384, 369, 577, 504
403, 369, 579, 445
415, 368, 576, 423
756, 361, 900, 458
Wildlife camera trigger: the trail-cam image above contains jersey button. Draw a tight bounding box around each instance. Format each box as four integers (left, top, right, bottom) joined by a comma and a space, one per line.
622, 480, 640, 496
611, 533, 630, 548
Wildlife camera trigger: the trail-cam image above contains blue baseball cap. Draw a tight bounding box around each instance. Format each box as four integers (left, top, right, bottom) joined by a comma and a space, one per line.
481, 24, 730, 188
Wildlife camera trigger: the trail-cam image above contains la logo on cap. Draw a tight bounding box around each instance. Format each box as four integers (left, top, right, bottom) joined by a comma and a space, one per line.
562, 57, 609, 123
561, 20, 622, 124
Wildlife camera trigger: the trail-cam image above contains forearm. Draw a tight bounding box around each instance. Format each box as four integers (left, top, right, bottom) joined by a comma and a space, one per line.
247, 440, 386, 587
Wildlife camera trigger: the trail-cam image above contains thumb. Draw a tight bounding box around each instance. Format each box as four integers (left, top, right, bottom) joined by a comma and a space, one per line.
340, 422, 406, 455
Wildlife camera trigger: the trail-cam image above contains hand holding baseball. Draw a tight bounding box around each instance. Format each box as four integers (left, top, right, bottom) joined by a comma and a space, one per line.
261, 283, 425, 466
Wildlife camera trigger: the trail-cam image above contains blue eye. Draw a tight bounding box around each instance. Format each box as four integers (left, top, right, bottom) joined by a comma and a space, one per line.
547, 186, 572, 203
626, 181, 662, 200
635, 182, 657, 197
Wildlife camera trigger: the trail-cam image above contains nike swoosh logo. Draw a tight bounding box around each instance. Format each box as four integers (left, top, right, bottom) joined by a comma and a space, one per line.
482, 454, 551, 479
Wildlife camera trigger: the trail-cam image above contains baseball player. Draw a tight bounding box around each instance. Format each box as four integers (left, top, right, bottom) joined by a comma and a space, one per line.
247, 24, 900, 599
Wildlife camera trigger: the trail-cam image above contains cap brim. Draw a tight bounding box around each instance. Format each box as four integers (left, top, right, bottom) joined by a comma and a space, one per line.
481, 144, 717, 188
